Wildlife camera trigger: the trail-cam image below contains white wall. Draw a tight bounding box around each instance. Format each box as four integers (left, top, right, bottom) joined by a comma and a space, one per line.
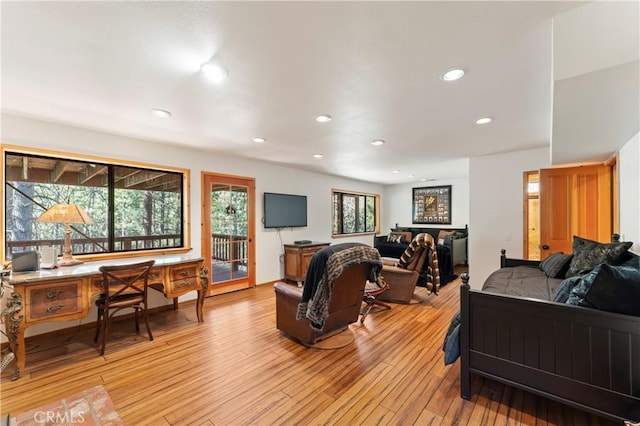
619, 132, 640, 253
468, 147, 550, 289
381, 170, 470, 233
1, 113, 384, 336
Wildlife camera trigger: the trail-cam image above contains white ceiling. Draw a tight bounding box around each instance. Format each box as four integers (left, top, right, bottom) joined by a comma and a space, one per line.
2, 1, 635, 185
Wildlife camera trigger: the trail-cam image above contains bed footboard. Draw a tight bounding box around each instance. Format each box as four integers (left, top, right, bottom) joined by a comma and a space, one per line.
460, 274, 640, 423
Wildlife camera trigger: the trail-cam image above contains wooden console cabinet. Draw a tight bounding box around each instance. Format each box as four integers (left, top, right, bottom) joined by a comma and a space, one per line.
283, 242, 330, 284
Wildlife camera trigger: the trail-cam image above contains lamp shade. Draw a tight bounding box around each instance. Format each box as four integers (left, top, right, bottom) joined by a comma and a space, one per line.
36, 204, 92, 225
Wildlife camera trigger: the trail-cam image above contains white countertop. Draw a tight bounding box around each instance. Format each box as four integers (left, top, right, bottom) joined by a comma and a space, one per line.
3, 254, 204, 284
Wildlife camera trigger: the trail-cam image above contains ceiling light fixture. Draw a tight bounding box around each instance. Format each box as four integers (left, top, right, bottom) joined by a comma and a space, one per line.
371, 140, 385, 146
407, 174, 415, 178
392, 170, 400, 174
476, 117, 493, 125
315, 115, 332, 123
440, 68, 465, 82
313, 154, 323, 159
200, 60, 228, 83
151, 109, 171, 118
252, 137, 266, 143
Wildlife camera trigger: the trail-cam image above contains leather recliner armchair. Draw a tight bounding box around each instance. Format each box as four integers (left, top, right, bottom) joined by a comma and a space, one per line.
378, 233, 440, 303
273, 244, 383, 347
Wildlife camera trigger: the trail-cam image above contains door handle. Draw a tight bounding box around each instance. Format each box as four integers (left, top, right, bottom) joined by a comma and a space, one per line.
541, 245, 550, 250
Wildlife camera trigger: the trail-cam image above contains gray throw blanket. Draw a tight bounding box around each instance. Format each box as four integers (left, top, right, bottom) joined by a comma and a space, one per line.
296, 245, 382, 331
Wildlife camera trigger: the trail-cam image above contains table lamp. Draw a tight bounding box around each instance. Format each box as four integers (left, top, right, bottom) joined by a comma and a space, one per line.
36, 203, 92, 266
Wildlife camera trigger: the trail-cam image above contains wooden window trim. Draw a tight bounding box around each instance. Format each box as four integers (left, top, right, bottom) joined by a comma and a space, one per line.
1, 144, 191, 262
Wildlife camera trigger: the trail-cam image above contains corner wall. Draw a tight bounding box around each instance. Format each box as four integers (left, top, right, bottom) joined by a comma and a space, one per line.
468, 147, 550, 289
619, 132, 640, 253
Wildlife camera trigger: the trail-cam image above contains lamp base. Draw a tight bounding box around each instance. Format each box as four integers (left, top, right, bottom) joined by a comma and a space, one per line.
58, 258, 84, 267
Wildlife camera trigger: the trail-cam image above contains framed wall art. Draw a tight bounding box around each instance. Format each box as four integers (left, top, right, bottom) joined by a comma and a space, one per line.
412, 185, 451, 224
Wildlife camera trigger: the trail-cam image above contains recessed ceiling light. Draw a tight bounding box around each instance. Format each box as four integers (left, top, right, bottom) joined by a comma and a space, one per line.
392, 170, 400, 174
476, 117, 493, 125
151, 109, 171, 118
315, 115, 332, 123
407, 174, 415, 178
200, 61, 228, 83
252, 137, 266, 143
440, 68, 465, 82
371, 140, 385, 146
313, 154, 323, 159
420, 178, 427, 182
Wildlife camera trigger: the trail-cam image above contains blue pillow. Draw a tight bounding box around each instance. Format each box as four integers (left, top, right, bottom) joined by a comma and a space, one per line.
584, 264, 640, 316
443, 324, 460, 365
552, 276, 582, 303
620, 254, 639, 270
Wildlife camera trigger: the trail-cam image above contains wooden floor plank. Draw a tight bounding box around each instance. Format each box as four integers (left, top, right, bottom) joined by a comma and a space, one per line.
1, 267, 619, 425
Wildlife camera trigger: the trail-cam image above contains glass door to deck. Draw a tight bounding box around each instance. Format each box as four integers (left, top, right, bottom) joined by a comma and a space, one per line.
202, 173, 255, 295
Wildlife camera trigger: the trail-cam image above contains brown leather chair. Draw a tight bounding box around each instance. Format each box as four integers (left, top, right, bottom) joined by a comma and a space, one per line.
94, 260, 155, 355
274, 244, 382, 346
378, 233, 440, 303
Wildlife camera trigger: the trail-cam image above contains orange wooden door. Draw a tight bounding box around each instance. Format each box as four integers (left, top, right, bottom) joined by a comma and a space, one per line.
539, 164, 612, 259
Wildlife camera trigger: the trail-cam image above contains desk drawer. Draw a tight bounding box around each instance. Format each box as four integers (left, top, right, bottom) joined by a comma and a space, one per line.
167, 265, 199, 295
27, 281, 82, 321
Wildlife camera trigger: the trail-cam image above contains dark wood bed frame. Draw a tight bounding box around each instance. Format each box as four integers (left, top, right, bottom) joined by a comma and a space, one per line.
459, 254, 640, 423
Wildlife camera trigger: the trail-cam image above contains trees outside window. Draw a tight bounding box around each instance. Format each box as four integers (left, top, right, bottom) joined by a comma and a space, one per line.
332, 189, 379, 236
3, 150, 187, 259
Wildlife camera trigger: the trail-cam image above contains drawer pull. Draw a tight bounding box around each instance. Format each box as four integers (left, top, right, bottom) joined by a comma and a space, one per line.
178, 279, 192, 288
46, 304, 65, 313
46, 290, 64, 298
180, 270, 189, 277
150, 273, 160, 279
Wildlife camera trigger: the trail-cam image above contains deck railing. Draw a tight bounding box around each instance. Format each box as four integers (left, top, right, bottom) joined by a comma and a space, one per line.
5, 234, 182, 257
6, 234, 248, 269
211, 233, 248, 271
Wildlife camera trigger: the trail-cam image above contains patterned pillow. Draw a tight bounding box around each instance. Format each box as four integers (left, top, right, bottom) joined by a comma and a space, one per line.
387, 232, 405, 244
565, 236, 632, 278
539, 252, 573, 278
437, 230, 456, 241
565, 266, 600, 307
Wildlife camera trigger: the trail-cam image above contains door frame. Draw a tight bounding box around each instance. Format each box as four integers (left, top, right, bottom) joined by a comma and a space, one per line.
201, 171, 256, 295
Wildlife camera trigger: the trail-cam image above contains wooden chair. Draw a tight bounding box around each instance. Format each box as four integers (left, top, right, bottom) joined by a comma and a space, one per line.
360, 277, 391, 323
94, 260, 155, 355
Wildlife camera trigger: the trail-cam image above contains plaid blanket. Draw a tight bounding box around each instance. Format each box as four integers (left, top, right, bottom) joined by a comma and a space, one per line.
297, 245, 382, 331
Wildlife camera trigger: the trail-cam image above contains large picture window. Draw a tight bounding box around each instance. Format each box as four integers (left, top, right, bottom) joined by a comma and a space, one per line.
332, 189, 379, 237
3, 148, 188, 261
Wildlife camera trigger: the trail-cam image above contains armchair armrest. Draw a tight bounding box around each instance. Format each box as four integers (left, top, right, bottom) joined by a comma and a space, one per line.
273, 282, 303, 301
382, 265, 416, 276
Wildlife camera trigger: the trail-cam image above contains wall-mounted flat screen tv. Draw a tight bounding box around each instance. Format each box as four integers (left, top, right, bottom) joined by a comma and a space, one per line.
263, 192, 307, 228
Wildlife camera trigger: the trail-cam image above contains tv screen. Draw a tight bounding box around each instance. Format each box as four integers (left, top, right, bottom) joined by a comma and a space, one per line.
263, 192, 307, 228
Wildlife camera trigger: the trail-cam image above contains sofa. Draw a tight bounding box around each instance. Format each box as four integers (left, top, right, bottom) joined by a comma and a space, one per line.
450, 236, 640, 423
374, 225, 468, 277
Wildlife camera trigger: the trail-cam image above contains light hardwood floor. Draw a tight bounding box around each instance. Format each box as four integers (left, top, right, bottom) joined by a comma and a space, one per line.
1, 269, 616, 425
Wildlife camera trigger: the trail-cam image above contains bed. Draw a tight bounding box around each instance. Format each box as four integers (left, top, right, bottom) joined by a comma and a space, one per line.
458, 249, 640, 423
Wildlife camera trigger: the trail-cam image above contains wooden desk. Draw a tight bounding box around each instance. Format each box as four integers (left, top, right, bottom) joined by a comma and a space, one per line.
1, 255, 208, 380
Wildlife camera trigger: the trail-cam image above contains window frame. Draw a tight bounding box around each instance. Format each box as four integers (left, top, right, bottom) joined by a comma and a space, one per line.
331, 188, 380, 237
1, 145, 191, 263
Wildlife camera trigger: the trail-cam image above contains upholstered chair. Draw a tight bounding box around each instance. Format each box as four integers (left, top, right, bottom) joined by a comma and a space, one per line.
378, 233, 440, 303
